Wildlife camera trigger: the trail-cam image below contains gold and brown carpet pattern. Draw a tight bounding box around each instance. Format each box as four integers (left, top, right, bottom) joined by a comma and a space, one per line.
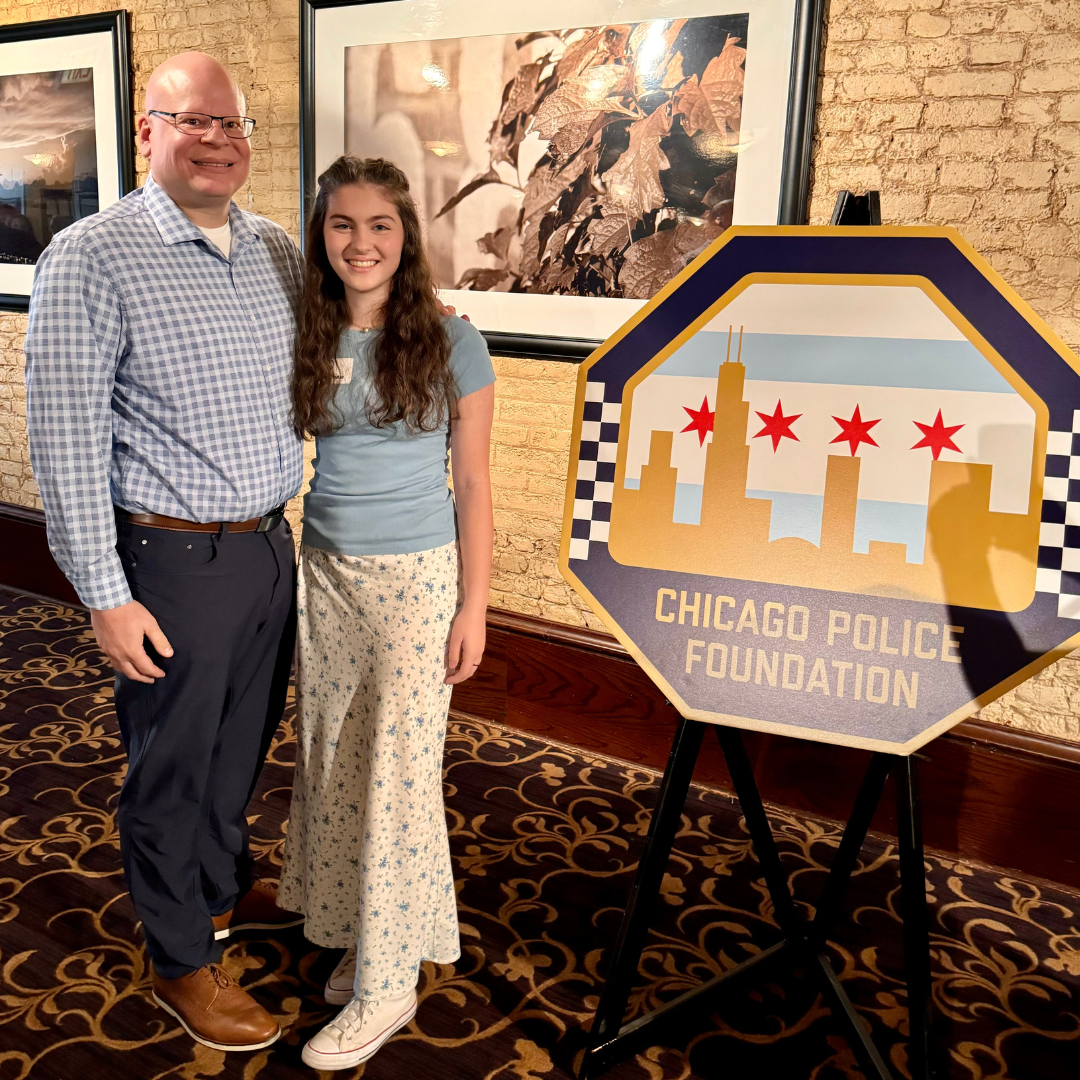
1, 589, 1079, 1079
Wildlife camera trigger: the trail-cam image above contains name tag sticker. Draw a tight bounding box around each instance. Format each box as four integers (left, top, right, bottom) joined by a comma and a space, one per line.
333, 357, 354, 384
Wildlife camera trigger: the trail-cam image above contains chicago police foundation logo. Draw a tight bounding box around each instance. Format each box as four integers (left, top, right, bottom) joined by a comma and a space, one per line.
561, 229, 1080, 752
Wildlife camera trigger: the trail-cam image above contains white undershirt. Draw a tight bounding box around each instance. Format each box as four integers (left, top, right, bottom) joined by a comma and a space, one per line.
197, 221, 232, 258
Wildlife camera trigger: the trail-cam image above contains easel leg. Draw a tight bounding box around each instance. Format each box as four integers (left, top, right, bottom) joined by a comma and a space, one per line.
896, 755, 932, 1080
712, 725, 803, 937
811, 752, 894, 942
580, 716, 705, 1076
580, 732, 935, 1080
717, 729, 895, 1080
808, 752, 897, 1080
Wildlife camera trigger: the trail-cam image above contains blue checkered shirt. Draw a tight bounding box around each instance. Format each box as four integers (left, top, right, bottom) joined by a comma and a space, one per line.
24, 176, 304, 610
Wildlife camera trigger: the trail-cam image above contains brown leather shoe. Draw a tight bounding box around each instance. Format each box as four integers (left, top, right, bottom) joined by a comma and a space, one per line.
212, 878, 304, 941
152, 963, 280, 1051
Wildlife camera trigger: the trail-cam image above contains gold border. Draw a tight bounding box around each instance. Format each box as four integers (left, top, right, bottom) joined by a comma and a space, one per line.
558, 225, 1080, 755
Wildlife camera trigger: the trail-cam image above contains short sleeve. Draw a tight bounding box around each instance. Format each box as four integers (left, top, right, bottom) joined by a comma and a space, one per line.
446, 316, 496, 399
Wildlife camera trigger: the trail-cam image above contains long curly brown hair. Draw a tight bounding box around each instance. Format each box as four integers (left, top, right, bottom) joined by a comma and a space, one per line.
292, 156, 454, 437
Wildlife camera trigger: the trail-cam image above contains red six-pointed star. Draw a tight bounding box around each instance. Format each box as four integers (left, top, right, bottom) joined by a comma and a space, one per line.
912, 409, 964, 460
753, 400, 802, 452
831, 404, 881, 456
681, 396, 715, 447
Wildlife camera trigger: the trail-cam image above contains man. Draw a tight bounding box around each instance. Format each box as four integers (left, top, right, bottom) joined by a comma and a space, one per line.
25, 53, 305, 1051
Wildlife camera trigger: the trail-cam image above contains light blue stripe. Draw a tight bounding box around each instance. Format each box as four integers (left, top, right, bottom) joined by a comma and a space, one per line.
745, 490, 823, 545
853, 499, 927, 563
673, 482, 702, 524
667, 485, 928, 562
656, 333, 1014, 393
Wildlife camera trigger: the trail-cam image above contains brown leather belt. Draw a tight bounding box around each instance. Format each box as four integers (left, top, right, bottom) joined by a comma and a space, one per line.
116, 505, 286, 534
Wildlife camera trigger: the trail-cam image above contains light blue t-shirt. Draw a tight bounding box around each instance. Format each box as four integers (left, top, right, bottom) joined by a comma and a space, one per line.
302, 315, 495, 556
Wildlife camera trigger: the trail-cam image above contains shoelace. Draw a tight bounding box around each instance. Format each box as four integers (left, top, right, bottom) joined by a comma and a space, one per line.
203, 964, 235, 1010
329, 997, 378, 1040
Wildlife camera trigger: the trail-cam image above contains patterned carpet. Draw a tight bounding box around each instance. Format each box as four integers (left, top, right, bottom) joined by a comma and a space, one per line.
1, 589, 1079, 1080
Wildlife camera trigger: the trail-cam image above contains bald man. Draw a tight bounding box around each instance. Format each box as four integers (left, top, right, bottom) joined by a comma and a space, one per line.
25, 53, 304, 1051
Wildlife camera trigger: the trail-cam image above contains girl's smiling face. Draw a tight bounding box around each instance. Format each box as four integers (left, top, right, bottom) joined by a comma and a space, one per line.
323, 183, 404, 320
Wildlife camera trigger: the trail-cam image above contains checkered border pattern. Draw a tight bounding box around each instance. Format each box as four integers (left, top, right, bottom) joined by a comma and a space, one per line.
1035, 414, 1080, 620
567, 381, 621, 562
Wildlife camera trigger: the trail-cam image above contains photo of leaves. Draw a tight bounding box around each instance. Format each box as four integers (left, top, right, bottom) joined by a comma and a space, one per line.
344, 15, 748, 302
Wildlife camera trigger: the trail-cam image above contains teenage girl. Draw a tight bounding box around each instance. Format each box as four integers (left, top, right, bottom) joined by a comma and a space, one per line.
278, 156, 494, 1071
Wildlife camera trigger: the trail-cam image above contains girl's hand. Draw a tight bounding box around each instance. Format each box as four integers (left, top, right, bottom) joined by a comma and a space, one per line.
444, 605, 486, 684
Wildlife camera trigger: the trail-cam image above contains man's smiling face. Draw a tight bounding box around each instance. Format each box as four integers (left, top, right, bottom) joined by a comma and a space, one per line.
137, 53, 251, 216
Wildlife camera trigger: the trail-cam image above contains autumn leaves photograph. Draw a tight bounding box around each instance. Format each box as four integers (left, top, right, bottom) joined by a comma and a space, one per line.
343, 15, 749, 303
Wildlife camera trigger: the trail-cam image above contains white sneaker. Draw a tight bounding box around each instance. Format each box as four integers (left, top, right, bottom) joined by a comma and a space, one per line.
324, 947, 357, 1005
301, 990, 417, 1071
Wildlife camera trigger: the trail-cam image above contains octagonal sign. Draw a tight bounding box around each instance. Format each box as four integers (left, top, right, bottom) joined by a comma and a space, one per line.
558, 226, 1080, 754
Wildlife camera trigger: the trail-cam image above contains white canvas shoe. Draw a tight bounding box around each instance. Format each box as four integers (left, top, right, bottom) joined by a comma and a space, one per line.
301, 990, 417, 1071
324, 947, 357, 1005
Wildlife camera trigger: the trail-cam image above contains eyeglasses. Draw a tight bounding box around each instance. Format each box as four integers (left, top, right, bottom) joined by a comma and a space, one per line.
148, 110, 256, 140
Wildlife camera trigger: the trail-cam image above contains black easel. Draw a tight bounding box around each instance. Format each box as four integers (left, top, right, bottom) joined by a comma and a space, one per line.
576, 718, 932, 1080
830, 188, 882, 226
580, 189, 935, 1079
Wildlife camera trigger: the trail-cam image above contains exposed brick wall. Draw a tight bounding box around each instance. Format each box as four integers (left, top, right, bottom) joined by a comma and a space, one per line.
0, 313, 32, 505
2, 0, 1079, 734
487, 357, 596, 627
810, 0, 1080, 349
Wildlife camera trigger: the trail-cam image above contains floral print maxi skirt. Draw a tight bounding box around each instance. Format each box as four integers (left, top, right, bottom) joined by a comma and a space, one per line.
278, 542, 461, 998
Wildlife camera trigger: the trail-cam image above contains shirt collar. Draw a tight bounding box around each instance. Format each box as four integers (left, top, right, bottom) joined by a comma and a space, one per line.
143, 173, 260, 252
228, 201, 259, 252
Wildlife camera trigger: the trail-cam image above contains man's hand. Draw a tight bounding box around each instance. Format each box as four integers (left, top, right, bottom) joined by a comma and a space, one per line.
434, 299, 469, 322
91, 601, 174, 683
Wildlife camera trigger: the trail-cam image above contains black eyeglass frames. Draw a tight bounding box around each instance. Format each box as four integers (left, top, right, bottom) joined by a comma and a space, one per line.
148, 111, 256, 140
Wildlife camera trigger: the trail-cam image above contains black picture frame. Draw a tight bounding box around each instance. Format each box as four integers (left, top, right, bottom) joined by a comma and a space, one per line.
300, 0, 825, 361
0, 10, 136, 312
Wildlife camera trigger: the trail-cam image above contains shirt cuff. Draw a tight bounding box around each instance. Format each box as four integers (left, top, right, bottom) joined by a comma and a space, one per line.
69, 551, 133, 610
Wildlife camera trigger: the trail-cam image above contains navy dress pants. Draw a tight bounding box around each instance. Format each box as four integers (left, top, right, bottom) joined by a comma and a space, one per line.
112, 517, 296, 978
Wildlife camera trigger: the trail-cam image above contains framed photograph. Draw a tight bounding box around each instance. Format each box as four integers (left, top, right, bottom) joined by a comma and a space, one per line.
301, 0, 824, 359
0, 11, 135, 312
